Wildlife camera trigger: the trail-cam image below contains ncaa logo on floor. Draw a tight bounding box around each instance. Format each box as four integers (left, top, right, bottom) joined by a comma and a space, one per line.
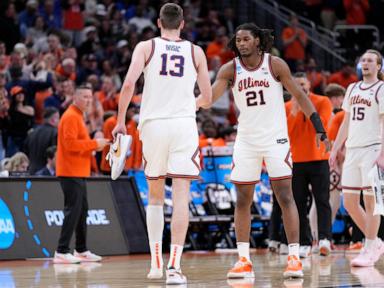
0, 198, 15, 249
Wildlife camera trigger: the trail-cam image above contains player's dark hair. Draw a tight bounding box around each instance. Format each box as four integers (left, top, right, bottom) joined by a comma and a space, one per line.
228, 23, 274, 56
365, 49, 384, 81
159, 3, 183, 30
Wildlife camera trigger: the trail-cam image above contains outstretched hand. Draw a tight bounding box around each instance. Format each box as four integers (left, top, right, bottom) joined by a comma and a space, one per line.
111, 122, 127, 140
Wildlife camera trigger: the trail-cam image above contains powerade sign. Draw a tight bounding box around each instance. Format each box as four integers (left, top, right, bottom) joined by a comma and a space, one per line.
0, 198, 15, 249
45, 209, 110, 226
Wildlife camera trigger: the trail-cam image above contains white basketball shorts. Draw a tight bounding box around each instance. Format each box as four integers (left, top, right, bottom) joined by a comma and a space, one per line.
231, 137, 292, 184
342, 144, 381, 195
139, 117, 200, 180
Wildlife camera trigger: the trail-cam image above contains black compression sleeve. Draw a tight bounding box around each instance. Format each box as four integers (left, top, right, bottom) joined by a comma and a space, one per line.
310, 112, 327, 140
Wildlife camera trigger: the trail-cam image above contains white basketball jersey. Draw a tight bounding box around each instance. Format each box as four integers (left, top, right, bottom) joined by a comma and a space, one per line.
342, 80, 384, 148
139, 37, 197, 129
231, 53, 289, 148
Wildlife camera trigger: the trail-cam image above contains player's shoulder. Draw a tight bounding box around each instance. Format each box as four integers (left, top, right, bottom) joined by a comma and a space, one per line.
217, 58, 236, 80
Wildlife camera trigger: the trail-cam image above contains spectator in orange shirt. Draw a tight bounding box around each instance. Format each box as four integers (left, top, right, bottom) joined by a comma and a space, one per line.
199, 118, 226, 148
325, 83, 346, 114
344, 0, 369, 25
54, 85, 109, 263
306, 58, 326, 94
282, 15, 308, 72
327, 62, 358, 88
285, 72, 332, 255
100, 103, 142, 174
206, 26, 235, 66
95, 76, 119, 112
55, 58, 76, 81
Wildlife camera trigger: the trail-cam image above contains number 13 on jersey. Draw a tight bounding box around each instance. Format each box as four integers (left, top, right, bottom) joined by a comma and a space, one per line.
159, 54, 185, 77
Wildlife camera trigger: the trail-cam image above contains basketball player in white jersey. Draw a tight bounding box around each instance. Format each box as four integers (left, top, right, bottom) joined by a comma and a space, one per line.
330, 49, 384, 267
112, 3, 212, 285
199, 23, 329, 278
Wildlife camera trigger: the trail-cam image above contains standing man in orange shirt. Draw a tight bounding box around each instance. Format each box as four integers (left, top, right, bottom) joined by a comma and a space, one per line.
282, 15, 308, 72
53, 85, 109, 264
286, 72, 332, 257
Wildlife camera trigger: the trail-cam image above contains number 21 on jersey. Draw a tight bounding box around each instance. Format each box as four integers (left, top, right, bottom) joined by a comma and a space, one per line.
246, 90, 266, 106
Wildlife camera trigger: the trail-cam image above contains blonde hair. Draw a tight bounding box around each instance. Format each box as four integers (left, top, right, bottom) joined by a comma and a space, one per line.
5, 152, 29, 172
365, 49, 384, 81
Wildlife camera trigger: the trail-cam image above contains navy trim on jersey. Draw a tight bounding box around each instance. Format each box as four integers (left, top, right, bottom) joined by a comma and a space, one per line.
239, 53, 264, 72
359, 80, 381, 91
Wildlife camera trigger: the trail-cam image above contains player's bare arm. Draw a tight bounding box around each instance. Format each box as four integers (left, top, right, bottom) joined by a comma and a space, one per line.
112, 40, 152, 138
211, 60, 235, 103
329, 114, 349, 168
194, 44, 213, 109
272, 56, 330, 150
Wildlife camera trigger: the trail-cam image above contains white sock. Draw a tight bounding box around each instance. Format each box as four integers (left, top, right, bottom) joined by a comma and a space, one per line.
288, 243, 300, 258
237, 242, 250, 261
168, 244, 183, 270
365, 238, 376, 249
146, 205, 164, 269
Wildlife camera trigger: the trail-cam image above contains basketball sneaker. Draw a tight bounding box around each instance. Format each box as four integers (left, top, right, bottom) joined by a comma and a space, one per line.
74, 250, 102, 262
283, 255, 303, 278
268, 240, 280, 253
227, 257, 255, 279
147, 268, 163, 279
53, 251, 81, 264
351, 239, 384, 267
106, 133, 132, 180
299, 246, 311, 258
166, 267, 187, 285
319, 239, 331, 256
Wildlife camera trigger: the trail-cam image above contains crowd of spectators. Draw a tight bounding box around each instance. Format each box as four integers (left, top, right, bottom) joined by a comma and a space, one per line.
0, 0, 381, 177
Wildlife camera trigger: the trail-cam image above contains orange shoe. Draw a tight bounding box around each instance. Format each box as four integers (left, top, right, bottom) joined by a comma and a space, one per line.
346, 242, 363, 254
227, 257, 255, 279
283, 255, 303, 278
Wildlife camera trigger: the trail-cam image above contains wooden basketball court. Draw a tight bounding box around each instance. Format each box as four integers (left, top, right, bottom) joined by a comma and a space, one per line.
1, 250, 384, 287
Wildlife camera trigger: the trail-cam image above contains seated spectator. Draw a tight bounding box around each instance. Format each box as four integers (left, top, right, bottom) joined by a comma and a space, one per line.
199, 118, 226, 148
55, 58, 76, 81
206, 26, 234, 66
4, 152, 30, 175
95, 76, 119, 112
0, 89, 9, 160
6, 86, 34, 157
24, 107, 59, 174
35, 145, 56, 176
327, 62, 358, 88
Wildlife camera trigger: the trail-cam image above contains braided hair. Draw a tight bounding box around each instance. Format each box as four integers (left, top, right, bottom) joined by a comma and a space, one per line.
228, 23, 274, 57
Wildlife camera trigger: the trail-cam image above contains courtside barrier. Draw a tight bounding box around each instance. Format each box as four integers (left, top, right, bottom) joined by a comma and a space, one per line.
0, 176, 148, 260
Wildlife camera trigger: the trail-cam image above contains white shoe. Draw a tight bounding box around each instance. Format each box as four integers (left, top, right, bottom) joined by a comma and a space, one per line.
53, 251, 81, 264
268, 240, 280, 253
74, 250, 102, 262
279, 244, 289, 255
147, 268, 163, 279
299, 246, 311, 258
166, 267, 187, 285
106, 133, 132, 180
319, 239, 331, 256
